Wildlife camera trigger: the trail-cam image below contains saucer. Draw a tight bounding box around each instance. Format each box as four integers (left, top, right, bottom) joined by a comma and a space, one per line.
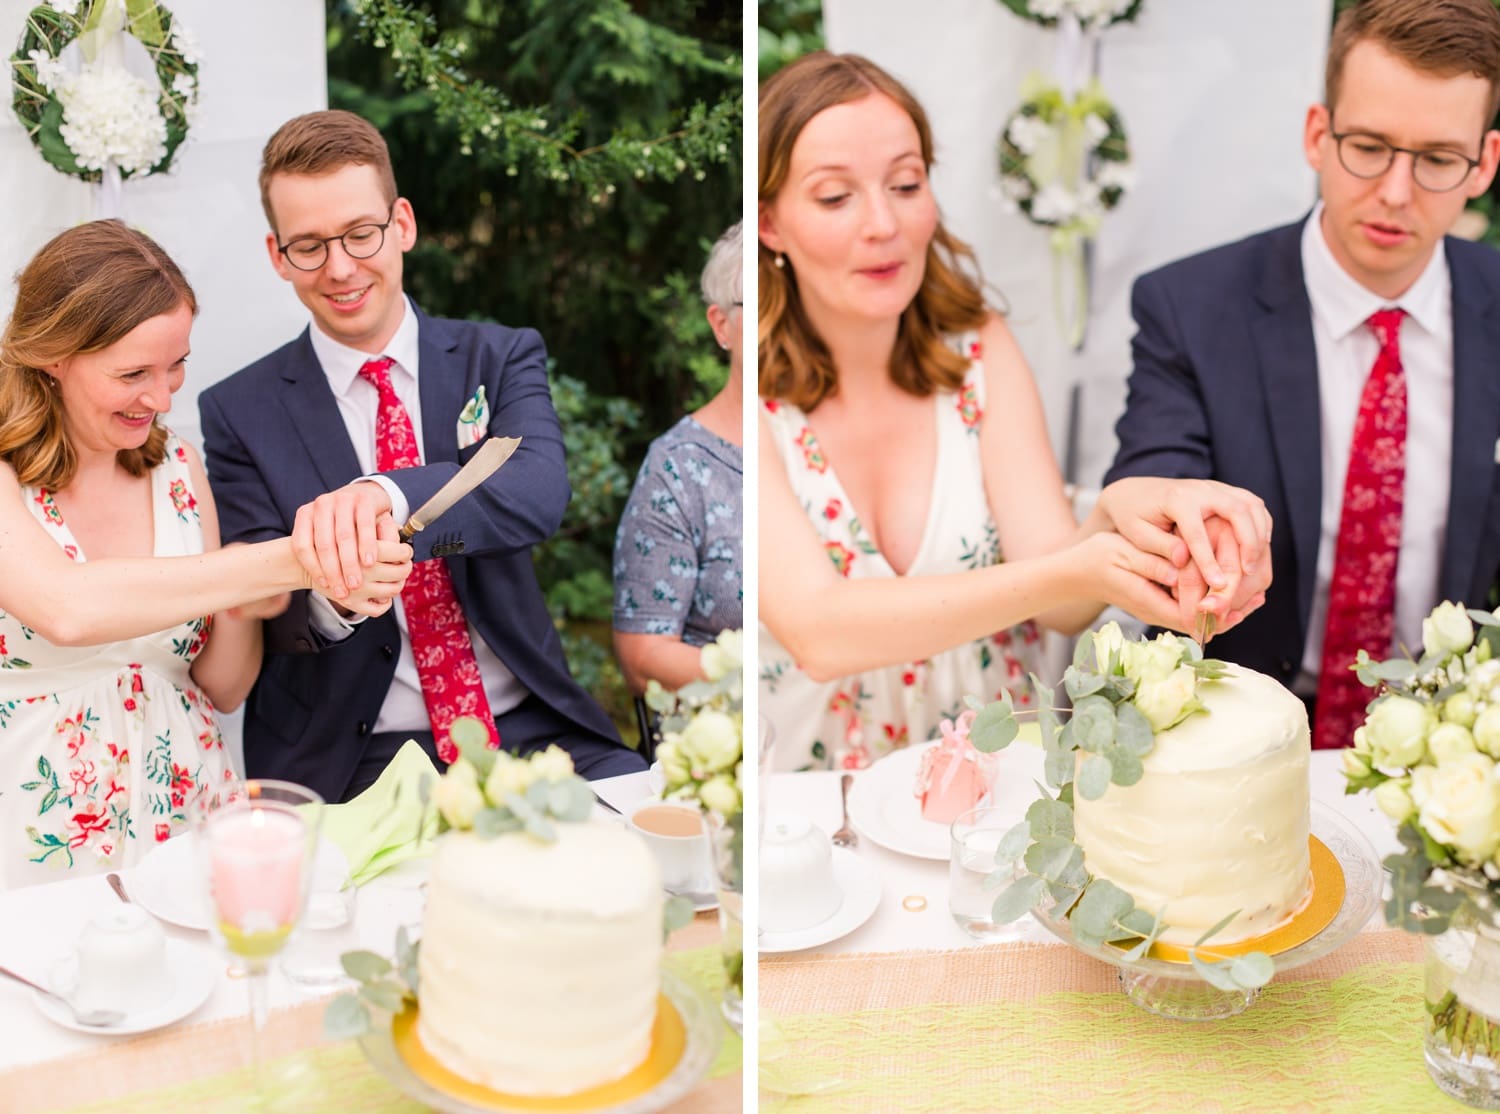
847, 740, 1046, 860
759, 848, 881, 954
131, 832, 351, 931
34, 938, 217, 1035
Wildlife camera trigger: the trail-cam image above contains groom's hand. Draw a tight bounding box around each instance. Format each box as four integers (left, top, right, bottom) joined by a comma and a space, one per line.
1173, 516, 1272, 638
292, 480, 394, 599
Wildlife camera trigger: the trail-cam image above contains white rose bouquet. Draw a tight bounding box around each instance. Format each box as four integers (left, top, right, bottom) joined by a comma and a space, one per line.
1343, 601, 1500, 928
645, 628, 744, 821
1343, 602, 1500, 1069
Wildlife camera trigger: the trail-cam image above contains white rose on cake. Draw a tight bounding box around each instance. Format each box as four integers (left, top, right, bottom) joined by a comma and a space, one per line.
1134, 665, 1202, 732
434, 760, 484, 828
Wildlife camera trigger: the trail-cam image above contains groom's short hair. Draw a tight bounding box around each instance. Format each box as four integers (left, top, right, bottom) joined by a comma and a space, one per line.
1326, 0, 1500, 125
258, 110, 400, 234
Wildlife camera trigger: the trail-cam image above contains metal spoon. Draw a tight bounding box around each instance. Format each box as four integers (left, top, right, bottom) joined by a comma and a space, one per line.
831, 773, 858, 848
106, 872, 130, 904
0, 963, 126, 1028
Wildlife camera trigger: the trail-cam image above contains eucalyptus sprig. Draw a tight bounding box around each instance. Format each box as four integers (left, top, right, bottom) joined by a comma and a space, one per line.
968, 623, 1274, 990
323, 925, 421, 1040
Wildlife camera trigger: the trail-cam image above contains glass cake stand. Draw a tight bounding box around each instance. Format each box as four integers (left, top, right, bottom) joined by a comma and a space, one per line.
1033, 802, 1384, 1021
357, 970, 722, 1113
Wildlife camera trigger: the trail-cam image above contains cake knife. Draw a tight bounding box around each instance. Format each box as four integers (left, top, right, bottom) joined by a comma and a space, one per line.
399, 436, 521, 542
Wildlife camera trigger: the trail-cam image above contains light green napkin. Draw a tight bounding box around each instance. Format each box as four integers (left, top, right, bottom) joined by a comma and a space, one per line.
322, 740, 441, 886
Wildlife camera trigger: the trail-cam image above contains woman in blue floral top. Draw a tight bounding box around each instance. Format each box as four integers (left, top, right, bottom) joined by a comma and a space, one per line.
612, 222, 744, 692
0, 222, 411, 888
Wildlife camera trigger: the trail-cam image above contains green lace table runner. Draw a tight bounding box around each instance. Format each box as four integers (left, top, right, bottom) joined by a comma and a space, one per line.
6, 938, 739, 1114
761, 930, 1467, 1113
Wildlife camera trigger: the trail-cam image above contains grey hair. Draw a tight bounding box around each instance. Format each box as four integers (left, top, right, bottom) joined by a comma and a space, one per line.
699, 220, 742, 309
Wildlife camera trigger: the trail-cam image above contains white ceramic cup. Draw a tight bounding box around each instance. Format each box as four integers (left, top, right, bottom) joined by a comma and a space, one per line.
70, 905, 172, 1014
628, 800, 714, 895
760, 814, 842, 934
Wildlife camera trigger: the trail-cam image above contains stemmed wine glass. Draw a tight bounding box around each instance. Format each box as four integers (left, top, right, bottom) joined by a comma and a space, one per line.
194, 779, 323, 1105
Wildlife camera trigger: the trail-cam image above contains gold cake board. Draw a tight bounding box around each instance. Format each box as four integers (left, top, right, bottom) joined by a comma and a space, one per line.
1143, 834, 1344, 963
393, 992, 686, 1111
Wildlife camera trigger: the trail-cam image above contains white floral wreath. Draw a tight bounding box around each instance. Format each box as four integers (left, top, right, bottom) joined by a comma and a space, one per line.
998, 78, 1132, 234
9, 0, 200, 182
998, 0, 1144, 31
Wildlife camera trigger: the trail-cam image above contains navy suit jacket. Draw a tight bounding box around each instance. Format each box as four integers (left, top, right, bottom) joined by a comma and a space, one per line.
1106, 218, 1500, 686
199, 306, 620, 801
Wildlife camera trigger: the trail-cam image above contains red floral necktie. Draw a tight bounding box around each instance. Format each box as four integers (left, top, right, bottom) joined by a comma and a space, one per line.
1313, 308, 1407, 749
359, 358, 498, 761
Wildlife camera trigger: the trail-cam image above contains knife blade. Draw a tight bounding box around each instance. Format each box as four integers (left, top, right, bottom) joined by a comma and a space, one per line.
399, 435, 520, 542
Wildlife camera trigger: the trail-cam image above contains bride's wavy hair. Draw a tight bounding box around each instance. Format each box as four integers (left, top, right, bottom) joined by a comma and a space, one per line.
0, 220, 195, 490
759, 52, 989, 411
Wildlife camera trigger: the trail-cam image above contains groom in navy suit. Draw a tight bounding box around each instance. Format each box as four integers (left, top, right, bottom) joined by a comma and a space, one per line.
200, 110, 642, 801
1107, 0, 1500, 746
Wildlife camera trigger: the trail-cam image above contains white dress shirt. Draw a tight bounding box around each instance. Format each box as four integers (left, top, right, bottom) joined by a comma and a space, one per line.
305, 296, 528, 733
1297, 204, 1453, 691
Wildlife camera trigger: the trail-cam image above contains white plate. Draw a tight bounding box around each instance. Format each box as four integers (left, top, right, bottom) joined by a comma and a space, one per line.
845, 740, 1048, 860
759, 848, 881, 954
33, 938, 217, 1036
130, 832, 351, 931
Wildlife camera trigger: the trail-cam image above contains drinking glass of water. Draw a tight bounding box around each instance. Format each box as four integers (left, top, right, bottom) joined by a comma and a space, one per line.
949, 804, 1032, 941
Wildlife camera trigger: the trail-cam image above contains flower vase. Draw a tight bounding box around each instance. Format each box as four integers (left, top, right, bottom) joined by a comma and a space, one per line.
1425, 921, 1500, 1107
713, 812, 743, 1034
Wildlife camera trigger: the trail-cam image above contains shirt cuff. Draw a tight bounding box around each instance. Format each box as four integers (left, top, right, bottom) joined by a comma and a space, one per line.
307, 592, 364, 641
356, 474, 409, 524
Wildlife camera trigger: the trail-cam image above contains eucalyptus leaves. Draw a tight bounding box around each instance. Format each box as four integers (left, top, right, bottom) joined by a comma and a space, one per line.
324, 926, 420, 1040
969, 623, 1275, 991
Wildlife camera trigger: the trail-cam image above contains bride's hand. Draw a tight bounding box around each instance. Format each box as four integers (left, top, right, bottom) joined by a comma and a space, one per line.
1065, 533, 1187, 632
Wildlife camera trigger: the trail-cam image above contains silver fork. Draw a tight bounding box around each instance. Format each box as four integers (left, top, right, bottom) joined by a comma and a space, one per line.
831, 773, 858, 848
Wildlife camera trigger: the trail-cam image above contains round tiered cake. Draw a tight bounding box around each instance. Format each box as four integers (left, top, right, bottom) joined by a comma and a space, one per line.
1072, 663, 1312, 947
417, 820, 664, 1095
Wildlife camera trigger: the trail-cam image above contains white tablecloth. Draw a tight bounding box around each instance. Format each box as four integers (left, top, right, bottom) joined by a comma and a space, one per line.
0, 770, 653, 1072
765, 752, 1399, 955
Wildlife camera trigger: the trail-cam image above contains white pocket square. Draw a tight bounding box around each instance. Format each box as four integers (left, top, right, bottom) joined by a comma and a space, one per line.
457, 386, 489, 448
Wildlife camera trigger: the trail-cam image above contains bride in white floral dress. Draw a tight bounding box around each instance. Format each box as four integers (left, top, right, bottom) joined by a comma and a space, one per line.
757, 54, 1275, 771
0, 221, 413, 888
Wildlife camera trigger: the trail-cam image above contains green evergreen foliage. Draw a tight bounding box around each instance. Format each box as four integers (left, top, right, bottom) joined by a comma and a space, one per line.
327, 0, 742, 735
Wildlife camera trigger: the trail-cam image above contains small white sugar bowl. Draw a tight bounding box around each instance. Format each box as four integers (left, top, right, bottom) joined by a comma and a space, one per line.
69, 905, 172, 1015
761, 815, 843, 934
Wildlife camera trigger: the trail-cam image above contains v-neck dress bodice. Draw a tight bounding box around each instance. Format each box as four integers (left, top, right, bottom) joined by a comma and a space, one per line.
0, 432, 235, 889
760, 339, 1041, 771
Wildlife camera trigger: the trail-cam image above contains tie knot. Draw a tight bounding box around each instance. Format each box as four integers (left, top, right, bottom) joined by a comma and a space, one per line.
358, 356, 396, 391
1367, 307, 1406, 351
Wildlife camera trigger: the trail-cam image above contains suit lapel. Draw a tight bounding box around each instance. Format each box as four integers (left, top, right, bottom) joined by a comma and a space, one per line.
1441, 241, 1500, 601
416, 308, 466, 468
280, 332, 362, 490
1251, 222, 1323, 636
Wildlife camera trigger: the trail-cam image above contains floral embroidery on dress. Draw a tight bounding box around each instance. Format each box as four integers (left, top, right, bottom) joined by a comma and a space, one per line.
34, 489, 63, 526
0, 633, 31, 669
956, 383, 983, 432
825, 540, 855, 577
796, 427, 828, 473
168, 477, 199, 522
171, 614, 212, 660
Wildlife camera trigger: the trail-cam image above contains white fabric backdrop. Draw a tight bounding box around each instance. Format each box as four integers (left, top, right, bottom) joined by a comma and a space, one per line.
823, 0, 1333, 487
0, 0, 326, 452
0, 0, 328, 769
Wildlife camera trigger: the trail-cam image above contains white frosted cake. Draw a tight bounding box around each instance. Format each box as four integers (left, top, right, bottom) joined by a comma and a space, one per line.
1072, 664, 1311, 946
417, 821, 664, 1094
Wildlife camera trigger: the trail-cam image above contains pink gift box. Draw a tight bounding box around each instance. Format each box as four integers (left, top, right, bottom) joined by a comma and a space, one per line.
914, 711, 997, 825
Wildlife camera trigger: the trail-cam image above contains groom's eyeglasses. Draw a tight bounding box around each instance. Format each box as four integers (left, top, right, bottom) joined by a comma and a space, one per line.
277, 203, 397, 271
1328, 114, 1481, 193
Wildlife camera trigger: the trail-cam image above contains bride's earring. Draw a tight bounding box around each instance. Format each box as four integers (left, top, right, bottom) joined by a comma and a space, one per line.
774, 253, 785, 269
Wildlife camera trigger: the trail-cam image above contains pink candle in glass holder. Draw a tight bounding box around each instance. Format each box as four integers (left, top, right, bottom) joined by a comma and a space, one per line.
208, 807, 306, 930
